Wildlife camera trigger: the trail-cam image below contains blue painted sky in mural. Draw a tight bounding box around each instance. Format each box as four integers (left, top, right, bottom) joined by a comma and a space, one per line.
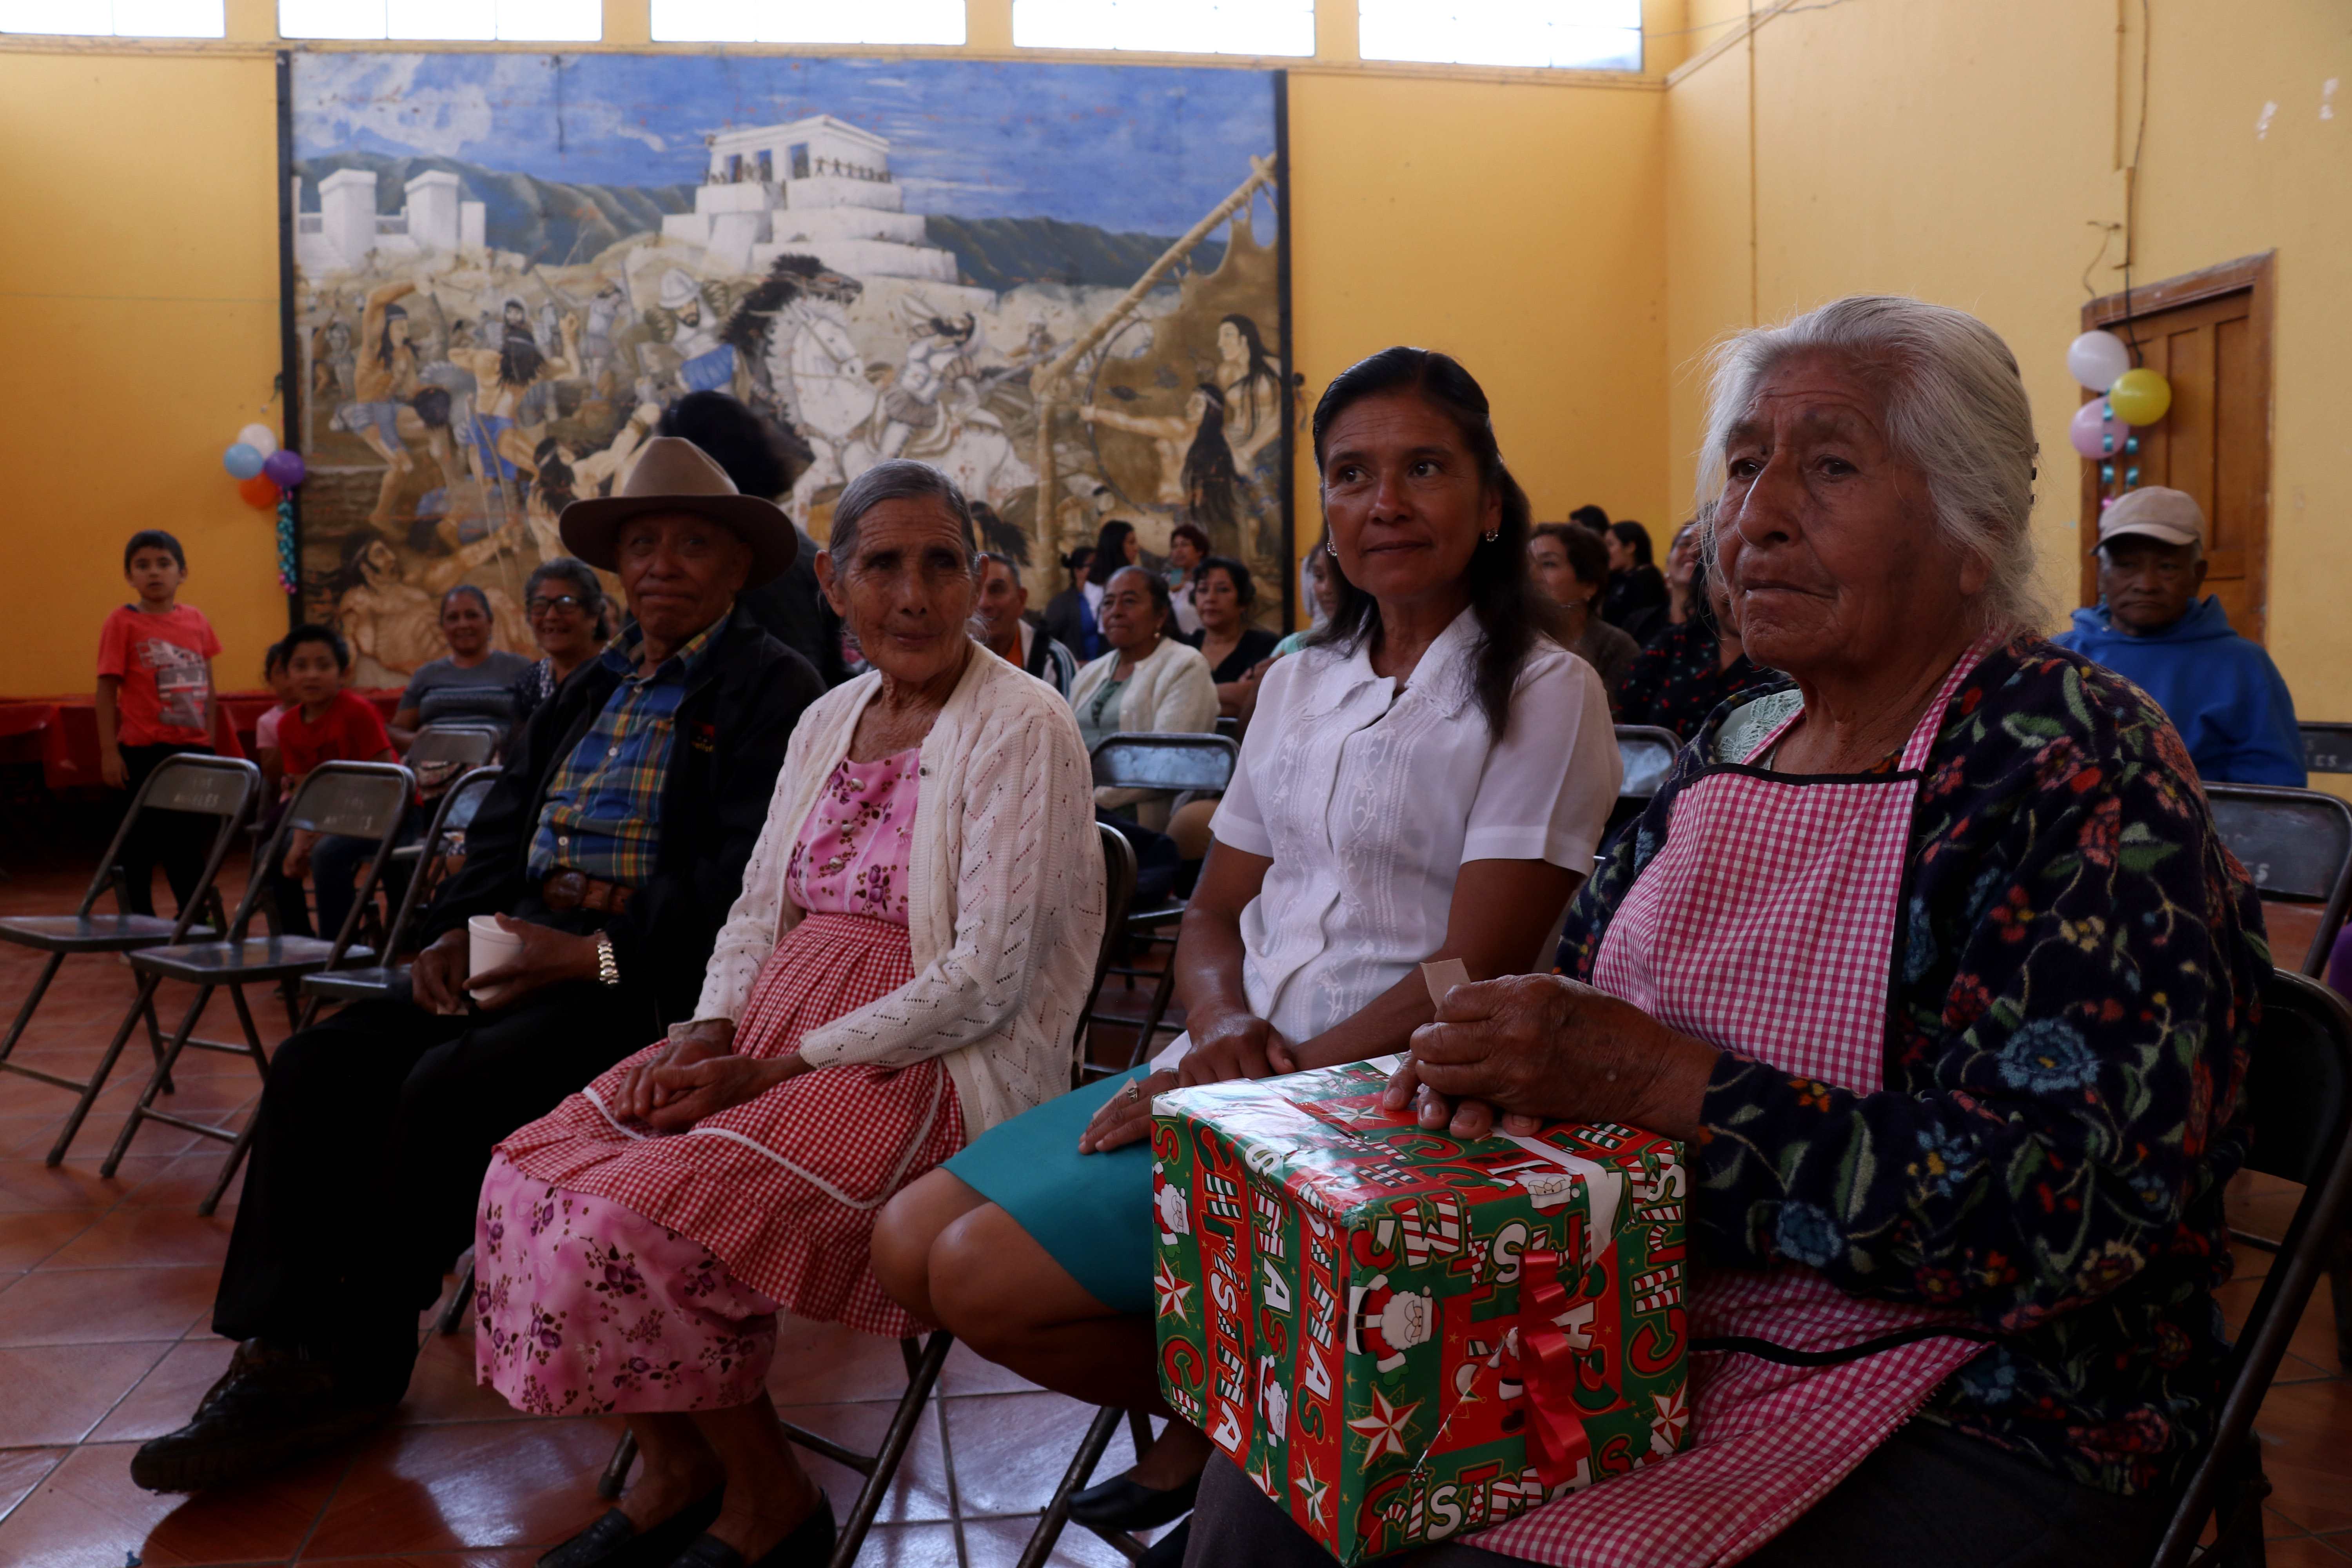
293, 53, 1276, 234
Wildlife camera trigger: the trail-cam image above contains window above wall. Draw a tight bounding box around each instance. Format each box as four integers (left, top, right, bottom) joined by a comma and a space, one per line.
1358, 0, 1643, 72
0, 0, 221, 36
279, 0, 599, 40
1013, 0, 1315, 57
652, 0, 962, 44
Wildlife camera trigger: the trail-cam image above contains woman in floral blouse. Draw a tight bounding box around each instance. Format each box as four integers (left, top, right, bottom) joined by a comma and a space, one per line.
1189, 297, 2265, 1568
1612, 549, 1776, 739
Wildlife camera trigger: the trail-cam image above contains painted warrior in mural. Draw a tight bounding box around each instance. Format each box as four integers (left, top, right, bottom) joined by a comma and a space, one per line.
443, 307, 580, 486
878, 307, 978, 459
334, 279, 466, 527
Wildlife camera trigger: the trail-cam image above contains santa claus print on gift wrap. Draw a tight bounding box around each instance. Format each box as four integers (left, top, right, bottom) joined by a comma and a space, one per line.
1347, 1274, 1436, 1373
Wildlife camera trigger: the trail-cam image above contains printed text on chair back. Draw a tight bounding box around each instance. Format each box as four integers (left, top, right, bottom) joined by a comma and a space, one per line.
2301, 722, 2352, 777
286, 769, 414, 838
2205, 786, 2352, 904
144, 759, 255, 818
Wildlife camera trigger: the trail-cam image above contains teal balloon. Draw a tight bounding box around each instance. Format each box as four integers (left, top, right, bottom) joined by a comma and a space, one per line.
223, 443, 265, 480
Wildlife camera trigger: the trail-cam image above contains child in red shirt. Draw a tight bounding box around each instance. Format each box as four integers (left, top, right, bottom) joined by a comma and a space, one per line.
271, 623, 398, 939
96, 530, 223, 916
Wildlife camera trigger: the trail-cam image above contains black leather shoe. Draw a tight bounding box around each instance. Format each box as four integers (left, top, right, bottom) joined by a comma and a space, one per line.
129, 1339, 392, 1494
666, 1491, 835, 1568
1067, 1469, 1201, 1531
541, 1487, 725, 1568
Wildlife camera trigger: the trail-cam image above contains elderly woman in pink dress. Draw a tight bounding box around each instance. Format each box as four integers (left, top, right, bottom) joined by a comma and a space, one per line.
471, 460, 1104, 1568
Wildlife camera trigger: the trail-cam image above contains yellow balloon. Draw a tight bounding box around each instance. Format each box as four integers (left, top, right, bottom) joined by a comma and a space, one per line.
2107, 368, 2172, 425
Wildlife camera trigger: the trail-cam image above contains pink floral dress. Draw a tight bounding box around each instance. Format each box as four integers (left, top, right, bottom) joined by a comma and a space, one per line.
475, 748, 965, 1416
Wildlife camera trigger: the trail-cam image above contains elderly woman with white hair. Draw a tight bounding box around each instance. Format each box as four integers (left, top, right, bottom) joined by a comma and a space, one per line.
1185, 297, 2269, 1568
470, 460, 1103, 1568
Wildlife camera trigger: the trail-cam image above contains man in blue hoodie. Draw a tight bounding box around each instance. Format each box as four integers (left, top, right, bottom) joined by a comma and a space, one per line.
2054, 486, 2305, 786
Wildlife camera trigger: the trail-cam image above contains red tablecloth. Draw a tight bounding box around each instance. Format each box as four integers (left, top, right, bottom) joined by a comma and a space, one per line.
0, 690, 401, 793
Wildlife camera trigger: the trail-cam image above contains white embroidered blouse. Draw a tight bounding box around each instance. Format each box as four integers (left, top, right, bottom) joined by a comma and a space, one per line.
1204, 608, 1622, 1048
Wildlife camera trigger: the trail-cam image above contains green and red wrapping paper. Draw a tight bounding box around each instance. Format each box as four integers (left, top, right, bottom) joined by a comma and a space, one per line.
1150, 1058, 1693, 1564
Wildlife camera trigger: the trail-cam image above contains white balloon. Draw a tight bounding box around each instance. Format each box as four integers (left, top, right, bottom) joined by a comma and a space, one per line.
236, 422, 279, 458
2066, 331, 2133, 393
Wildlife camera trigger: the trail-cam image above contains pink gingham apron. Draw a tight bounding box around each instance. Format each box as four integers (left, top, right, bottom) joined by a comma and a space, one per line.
1475, 640, 1994, 1568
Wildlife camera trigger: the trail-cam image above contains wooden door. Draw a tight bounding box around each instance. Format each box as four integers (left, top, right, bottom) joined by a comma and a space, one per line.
2078, 252, 2275, 643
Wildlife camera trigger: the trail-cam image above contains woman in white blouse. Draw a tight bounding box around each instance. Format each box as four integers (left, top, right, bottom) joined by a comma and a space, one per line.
469, 461, 1103, 1567
873, 347, 1622, 1537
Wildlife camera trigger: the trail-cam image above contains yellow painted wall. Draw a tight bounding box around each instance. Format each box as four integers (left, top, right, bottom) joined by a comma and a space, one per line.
1285, 73, 1668, 554
1661, 0, 2352, 723
0, 49, 289, 699
0, 9, 1675, 690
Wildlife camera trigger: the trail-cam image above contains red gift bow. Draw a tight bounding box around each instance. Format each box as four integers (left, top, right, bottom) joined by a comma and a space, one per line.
1519, 1249, 1592, 1492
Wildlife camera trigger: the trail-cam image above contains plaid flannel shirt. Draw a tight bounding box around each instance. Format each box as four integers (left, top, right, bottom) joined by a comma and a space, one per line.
527, 611, 728, 888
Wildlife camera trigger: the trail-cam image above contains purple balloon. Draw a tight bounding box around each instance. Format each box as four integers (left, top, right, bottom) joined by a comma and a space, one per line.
261, 448, 307, 488
2067, 398, 2128, 460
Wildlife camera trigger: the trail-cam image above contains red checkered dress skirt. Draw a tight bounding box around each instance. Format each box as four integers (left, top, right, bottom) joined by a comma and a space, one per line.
495, 911, 965, 1340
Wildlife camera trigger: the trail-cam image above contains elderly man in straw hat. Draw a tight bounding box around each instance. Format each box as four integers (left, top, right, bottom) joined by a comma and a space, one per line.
134, 439, 826, 1494
2053, 485, 2305, 786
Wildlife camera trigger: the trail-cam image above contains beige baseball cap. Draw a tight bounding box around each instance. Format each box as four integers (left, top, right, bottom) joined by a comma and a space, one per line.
2094, 486, 2204, 554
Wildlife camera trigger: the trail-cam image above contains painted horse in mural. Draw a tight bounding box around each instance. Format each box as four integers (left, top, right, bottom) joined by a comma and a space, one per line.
725, 254, 1037, 527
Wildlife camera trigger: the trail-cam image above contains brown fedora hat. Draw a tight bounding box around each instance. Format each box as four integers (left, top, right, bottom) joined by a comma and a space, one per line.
558, 437, 799, 587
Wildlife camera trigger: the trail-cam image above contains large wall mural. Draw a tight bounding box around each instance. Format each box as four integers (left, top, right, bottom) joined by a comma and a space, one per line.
284, 52, 1291, 682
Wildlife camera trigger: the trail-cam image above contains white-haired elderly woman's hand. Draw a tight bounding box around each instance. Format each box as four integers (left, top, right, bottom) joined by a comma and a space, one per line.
1380, 974, 1717, 1142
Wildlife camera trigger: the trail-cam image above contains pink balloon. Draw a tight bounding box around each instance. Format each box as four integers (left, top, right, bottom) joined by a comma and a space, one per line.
2068, 399, 2128, 460
261, 448, 306, 488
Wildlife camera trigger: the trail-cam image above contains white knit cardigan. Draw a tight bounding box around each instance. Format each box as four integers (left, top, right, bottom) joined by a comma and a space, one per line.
690, 648, 1106, 1136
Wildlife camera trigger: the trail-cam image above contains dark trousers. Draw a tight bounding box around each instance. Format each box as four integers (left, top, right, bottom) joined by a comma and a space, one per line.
212, 924, 659, 1402
118, 742, 212, 918
1184, 1418, 2171, 1568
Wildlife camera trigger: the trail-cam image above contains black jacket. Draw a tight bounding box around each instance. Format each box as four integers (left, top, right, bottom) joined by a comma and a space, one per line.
736, 525, 851, 688
421, 608, 824, 1024
1043, 587, 1096, 662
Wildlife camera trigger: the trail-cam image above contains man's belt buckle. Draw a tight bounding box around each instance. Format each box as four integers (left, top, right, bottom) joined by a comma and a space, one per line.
541, 870, 630, 915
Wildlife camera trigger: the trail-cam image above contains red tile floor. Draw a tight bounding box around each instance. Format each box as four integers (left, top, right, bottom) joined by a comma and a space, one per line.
0, 851, 2345, 1564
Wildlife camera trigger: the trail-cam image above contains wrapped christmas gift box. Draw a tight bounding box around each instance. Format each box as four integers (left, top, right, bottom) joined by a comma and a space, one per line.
1151, 1057, 1692, 1565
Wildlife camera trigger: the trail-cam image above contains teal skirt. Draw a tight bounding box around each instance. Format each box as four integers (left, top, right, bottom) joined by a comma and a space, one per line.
942, 1065, 1155, 1316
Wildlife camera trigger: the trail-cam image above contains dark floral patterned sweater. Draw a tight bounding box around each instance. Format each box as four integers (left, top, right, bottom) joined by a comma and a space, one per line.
1557, 634, 2266, 1497
1614, 616, 1780, 741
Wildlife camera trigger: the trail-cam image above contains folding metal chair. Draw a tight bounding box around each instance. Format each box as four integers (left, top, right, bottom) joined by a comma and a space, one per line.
96, 760, 415, 1213
1601, 724, 1682, 850
1615, 724, 1682, 801
1073, 824, 1141, 1085
2148, 968, 2352, 1568
303, 766, 502, 1013
2203, 783, 2352, 978
0, 755, 259, 1167
2300, 721, 2352, 778
404, 722, 500, 794
1081, 733, 1241, 1078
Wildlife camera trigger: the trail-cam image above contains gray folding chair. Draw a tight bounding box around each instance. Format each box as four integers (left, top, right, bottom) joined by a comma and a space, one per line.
2203, 783, 2352, 978
2300, 722, 2352, 778
2149, 969, 2352, 1568
1083, 733, 1241, 1076
1074, 824, 1141, 1085
0, 755, 259, 1166
96, 760, 415, 1213
404, 721, 500, 795
1615, 724, 1682, 801
303, 766, 502, 1012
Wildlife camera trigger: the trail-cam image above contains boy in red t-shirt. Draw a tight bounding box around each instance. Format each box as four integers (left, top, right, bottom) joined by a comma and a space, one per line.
96, 530, 223, 916
270, 623, 399, 939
